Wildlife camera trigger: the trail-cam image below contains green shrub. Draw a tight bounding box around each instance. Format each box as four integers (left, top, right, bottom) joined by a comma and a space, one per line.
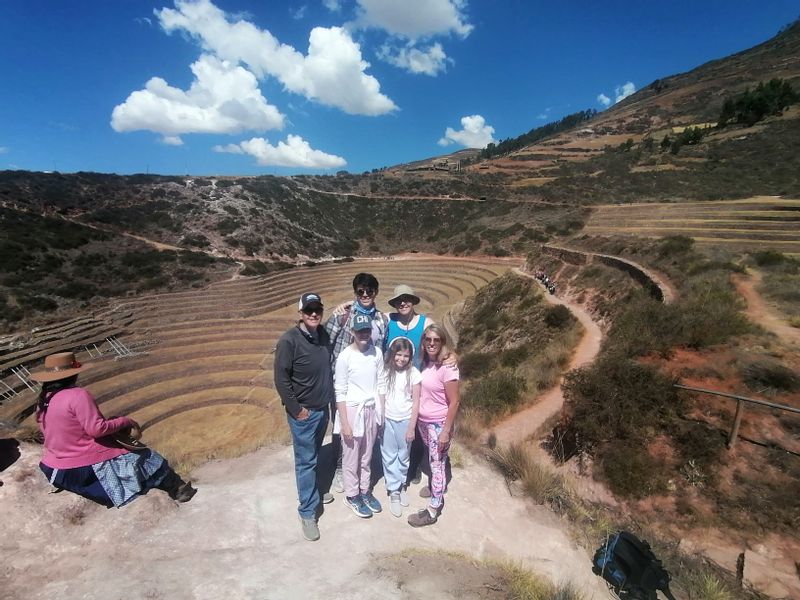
500, 346, 530, 367
601, 444, 669, 499
752, 250, 785, 266
462, 370, 527, 416
657, 235, 694, 257
741, 356, 800, 392
544, 304, 572, 328
458, 352, 495, 378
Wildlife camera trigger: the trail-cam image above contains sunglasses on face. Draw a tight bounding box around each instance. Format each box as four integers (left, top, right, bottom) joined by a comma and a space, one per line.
356, 288, 376, 297
423, 337, 442, 345
396, 296, 414, 305
302, 306, 323, 315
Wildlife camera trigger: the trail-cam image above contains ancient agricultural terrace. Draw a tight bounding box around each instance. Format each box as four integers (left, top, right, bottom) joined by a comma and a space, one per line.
0, 257, 514, 469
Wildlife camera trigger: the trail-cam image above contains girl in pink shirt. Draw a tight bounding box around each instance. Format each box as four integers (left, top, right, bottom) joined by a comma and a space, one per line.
32, 352, 196, 507
407, 324, 460, 528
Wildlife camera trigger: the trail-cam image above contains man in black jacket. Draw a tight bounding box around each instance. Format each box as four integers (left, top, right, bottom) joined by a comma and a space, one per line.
274, 292, 334, 541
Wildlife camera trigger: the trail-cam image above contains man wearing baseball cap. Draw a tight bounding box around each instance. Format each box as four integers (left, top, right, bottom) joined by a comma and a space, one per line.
274, 292, 335, 541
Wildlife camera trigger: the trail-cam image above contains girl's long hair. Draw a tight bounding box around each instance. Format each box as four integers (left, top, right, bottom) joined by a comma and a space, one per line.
36, 375, 79, 417
384, 337, 414, 397
420, 324, 452, 369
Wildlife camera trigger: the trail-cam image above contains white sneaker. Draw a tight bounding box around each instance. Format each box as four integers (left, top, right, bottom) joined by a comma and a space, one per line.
390, 492, 402, 518
333, 469, 344, 493
399, 489, 410, 507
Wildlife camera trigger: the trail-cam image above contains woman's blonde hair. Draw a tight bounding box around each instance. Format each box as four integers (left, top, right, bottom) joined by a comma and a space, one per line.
420, 323, 452, 368
384, 337, 414, 397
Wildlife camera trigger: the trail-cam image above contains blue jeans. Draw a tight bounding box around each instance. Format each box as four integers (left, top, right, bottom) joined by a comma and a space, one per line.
287, 408, 329, 519
381, 417, 411, 494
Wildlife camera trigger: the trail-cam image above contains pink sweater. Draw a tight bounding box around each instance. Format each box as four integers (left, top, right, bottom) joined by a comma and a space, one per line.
38, 387, 134, 469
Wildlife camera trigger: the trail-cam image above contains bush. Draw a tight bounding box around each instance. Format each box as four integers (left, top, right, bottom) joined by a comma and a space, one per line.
458, 352, 495, 378
601, 444, 669, 498
741, 357, 800, 392
462, 370, 527, 416
752, 250, 785, 266
544, 304, 572, 328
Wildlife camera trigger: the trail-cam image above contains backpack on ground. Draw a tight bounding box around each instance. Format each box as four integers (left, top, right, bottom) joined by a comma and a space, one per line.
592, 531, 677, 600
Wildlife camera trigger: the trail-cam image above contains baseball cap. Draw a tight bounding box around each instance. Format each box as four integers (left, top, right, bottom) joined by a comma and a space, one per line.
298, 292, 323, 311
352, 313, 372, 331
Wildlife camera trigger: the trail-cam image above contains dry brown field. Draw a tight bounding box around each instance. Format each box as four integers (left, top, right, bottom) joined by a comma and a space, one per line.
4, 257, 511, 471
584, 197, 800, 256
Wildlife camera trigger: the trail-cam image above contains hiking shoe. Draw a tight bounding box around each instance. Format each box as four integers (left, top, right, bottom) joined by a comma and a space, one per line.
408, 508, 438, 528
389, 492, 402, 518
322, 492, 334, 504
344, 495, 372, 518
299, 516, 320, 541
361, 492, 382, 514
419, 486, 431, 498
333, 469, 344, 493
399, 488, 410, 507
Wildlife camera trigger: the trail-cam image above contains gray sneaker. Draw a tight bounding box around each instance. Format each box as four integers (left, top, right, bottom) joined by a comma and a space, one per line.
390, 492, 402, 518
299, 516, 320, 541
333, 469, 344, 493
322, 492, 334, 504
399, 489, 410, 507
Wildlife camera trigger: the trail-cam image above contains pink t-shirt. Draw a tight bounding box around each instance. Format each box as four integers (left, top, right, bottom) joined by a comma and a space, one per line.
418, 363, 459, 423
38, 387, 134, 469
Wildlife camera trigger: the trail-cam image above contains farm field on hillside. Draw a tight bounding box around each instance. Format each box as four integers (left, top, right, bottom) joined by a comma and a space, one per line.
584, 197, 800, 255
3, 257, 511, 472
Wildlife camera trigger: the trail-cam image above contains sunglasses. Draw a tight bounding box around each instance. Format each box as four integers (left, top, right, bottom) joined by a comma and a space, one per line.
302, 306, 323, 315
395, 296, 415, 305
356, 288, 376, 297
423, 337, 442, 345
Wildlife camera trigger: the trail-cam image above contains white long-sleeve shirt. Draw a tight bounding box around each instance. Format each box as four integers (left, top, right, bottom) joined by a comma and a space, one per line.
334, 344, 384, 436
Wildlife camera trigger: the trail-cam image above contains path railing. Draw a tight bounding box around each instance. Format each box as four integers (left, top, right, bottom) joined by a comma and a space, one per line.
674, 383, 800, 449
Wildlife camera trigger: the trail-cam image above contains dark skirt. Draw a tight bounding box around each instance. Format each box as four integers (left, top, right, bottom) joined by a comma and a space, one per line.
40, 449, 169, 508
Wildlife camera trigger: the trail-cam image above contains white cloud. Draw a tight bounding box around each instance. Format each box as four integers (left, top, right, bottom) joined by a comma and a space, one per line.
156, 0, 396, 116
214, 135, 346, 168
537, 108, 551, 120
111, 54, 285, 140
438, 114, 495, 149
0, 146, 8, 154
378, 42, 449, 76
597, 93, 611, 107
323, 0, 341, 11
161, 136, 184, 146
614, 82, 636, 103
354, 0, 472, 39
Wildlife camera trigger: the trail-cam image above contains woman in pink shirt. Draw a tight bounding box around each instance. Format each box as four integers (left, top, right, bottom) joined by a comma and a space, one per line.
407, 324, 460, 528
32, 352, 196, 507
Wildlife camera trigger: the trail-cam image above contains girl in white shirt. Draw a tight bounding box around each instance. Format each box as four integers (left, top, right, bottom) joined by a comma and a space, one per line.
378, 337, 422, 517
335, 314, 384, 518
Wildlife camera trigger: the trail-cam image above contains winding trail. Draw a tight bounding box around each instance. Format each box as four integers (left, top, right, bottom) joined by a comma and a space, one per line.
732, 269, 800, 348
490, 268, 603, 446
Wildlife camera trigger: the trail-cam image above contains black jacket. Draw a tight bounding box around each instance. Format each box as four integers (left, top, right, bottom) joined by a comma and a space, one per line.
273, 325, 334, 418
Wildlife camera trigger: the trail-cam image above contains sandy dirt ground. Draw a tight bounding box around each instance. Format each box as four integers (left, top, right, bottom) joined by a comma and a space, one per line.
1, 439, 613, 600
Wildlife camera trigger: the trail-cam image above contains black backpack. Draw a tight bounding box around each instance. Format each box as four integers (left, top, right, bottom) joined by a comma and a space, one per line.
592, 531, 676, 600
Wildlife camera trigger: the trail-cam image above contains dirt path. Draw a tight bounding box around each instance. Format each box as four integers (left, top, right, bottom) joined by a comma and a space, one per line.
1, 442, 611, 600
490, 268, 603, 446
732, 269, 800, 348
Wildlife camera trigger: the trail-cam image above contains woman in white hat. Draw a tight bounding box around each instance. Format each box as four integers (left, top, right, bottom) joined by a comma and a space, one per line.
385, 285, 431, 368
31, 351, 196, 507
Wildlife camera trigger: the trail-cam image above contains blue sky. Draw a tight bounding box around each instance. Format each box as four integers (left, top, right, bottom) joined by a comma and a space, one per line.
1, 1, 798, 176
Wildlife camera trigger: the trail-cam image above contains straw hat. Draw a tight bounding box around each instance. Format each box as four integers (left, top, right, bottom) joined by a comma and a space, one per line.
29, 352, 90, 383
388, 284, 421, 308
113, 423, 148, 452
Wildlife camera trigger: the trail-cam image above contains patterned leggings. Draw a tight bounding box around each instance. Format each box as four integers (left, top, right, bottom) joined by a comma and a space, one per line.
417, 421, 449, 510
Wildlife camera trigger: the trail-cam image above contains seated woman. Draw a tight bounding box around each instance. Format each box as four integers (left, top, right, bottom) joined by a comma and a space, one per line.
31, 352, 196, 507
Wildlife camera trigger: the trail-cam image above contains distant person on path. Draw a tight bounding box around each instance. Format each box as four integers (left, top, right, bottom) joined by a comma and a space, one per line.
326, 273, 388, 493
334, 313, 384, 518
274, 292, 335, 542
378, 337, 421, 517
408, 324, 460, 528
32, 352, 196, 508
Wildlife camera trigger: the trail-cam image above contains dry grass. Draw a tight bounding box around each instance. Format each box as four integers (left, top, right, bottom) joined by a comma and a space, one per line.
516, 325, 582, 392
499, 561, 583, 600
488, 443, 569, 507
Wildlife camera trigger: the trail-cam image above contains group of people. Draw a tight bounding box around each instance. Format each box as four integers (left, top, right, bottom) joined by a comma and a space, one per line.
533, 269, 557, 294
27, 271, 460, 544
274, 273, 460, 541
